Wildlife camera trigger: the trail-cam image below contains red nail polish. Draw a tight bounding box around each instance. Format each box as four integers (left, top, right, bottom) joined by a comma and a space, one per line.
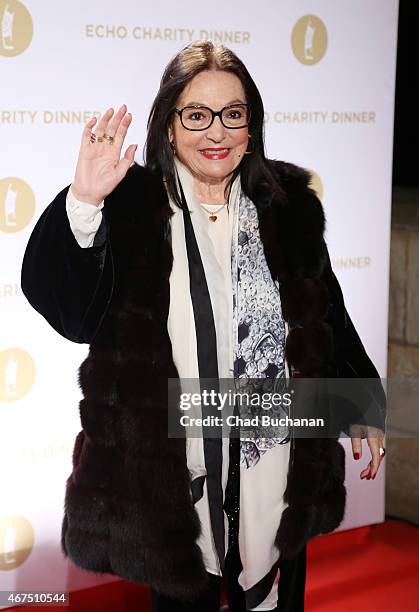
367, 475, 371, 480
372, 473, 376, 480
354, 452, 360, 460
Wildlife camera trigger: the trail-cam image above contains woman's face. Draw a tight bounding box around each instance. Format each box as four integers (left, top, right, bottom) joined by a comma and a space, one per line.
169, 70, 249, 185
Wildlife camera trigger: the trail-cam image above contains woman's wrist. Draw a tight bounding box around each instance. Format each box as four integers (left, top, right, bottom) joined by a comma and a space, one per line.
70, 184, 103, 207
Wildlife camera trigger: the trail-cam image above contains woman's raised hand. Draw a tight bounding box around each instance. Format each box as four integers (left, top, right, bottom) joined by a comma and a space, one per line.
71, 105, 137, 206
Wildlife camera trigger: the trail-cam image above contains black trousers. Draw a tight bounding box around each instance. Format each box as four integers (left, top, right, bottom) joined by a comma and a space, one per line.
149, 542, 306, 612
149, 437, 306, 611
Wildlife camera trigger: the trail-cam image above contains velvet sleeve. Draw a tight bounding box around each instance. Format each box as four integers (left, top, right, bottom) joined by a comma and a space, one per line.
21, 185, 114, 344
322, 248, 387, 436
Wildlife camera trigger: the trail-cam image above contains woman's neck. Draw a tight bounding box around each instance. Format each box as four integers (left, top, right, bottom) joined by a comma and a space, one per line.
193, 177, 229, 204
174, 158, 230, 204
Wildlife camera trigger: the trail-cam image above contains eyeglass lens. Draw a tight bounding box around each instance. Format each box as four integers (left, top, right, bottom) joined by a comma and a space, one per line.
181, 105, 249, 130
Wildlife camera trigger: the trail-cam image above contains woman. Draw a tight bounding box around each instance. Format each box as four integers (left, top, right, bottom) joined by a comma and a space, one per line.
21, 41, 386, 611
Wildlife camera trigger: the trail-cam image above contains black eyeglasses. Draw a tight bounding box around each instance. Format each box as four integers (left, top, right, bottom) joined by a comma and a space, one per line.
174, 103, 251, 131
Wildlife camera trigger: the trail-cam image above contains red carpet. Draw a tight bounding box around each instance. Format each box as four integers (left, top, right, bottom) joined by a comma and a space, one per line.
8, 519, 419, 611
305, 518, 419, 611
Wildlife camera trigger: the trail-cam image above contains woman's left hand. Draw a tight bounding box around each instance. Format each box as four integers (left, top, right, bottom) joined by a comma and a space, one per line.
350, 425, 386, 480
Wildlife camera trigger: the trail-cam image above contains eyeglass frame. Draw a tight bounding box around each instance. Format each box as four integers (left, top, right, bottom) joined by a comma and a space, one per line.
173, 103, 251, 131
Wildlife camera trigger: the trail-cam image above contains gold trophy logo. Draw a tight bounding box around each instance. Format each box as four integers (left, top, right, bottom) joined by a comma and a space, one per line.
0, 516, 34, 570
0, 348, 36, 402
309, 170, 324, 201
0, 177, 35, 233
292, 15, 328, 66
0, 0, 33, 57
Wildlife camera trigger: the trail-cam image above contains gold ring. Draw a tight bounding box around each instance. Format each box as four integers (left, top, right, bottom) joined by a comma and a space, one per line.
90, 132, 103, 143
379, 447, 386, 457
103, 133, 114, 144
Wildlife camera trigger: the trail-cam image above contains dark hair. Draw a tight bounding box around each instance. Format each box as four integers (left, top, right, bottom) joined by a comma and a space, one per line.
145, 40, 277, 209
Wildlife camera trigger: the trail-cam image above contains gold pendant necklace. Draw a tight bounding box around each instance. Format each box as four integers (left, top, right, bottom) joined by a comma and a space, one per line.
200, 202, 227, 222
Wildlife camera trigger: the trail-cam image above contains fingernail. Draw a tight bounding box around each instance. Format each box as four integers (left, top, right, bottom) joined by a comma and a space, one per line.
354, 452, 360, 460
372, 473, 376, 480
367, 475, 371, 480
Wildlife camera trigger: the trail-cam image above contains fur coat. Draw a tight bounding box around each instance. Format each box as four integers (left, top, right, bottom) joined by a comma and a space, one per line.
21, 160, 385, 601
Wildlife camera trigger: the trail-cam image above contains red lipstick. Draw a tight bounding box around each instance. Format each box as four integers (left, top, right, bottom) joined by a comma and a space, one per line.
199, 148, 231, 160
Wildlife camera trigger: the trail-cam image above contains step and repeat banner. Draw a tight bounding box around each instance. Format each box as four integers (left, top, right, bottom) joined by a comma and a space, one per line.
0, 0, 399, 601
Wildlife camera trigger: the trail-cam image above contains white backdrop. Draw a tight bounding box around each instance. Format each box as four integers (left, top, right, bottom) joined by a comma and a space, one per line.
0, 0, 399, 600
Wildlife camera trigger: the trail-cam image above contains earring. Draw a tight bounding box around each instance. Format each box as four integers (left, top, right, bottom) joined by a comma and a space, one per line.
244, 134, 254, 155
170, 140, 176, 155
